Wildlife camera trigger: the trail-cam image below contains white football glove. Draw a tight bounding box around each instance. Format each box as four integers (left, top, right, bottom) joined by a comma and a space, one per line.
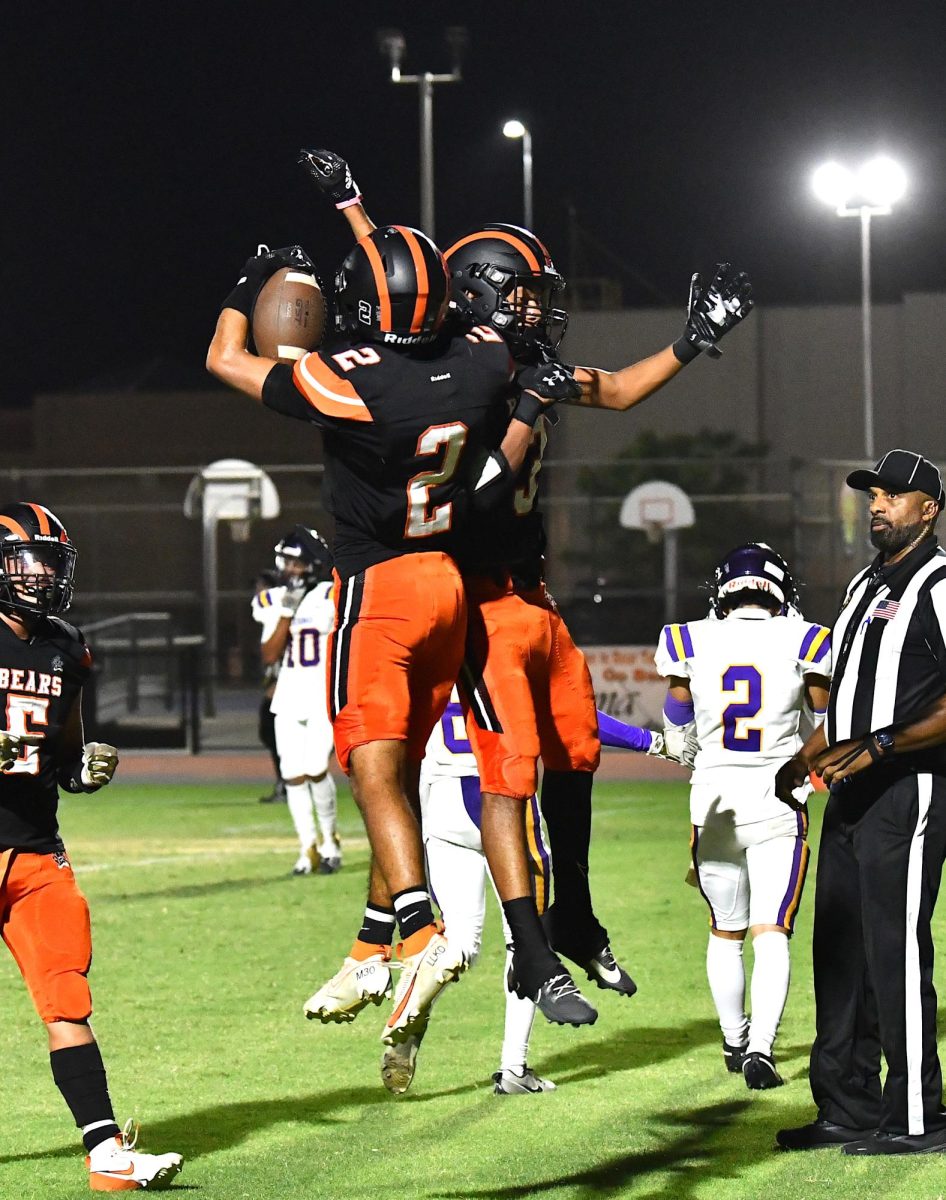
662, 722, 699, 769
279, 580, 307, 619
0, 730, 43, 772
81, 742, 119, 788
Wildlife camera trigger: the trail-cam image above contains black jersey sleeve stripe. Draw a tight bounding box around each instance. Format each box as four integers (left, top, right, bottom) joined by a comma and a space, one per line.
457, 657, 504, 734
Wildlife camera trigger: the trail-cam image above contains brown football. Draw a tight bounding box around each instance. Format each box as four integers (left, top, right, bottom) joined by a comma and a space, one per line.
251, 267, 326, 361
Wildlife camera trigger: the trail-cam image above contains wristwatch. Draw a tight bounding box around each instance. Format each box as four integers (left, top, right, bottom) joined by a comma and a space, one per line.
872, 728, 896, 758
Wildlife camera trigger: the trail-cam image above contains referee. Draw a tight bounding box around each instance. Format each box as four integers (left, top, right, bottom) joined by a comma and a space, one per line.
775, 449, 946, 1155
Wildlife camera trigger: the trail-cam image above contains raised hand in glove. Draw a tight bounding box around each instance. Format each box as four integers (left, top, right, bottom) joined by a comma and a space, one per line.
222, 244, 316, 317
512, 360, 582, 425
279, 579, 307, 620
298, 148, 362, 209
673, 263, 753, 363
0, 730, 43, 772
81, 742, 119, 788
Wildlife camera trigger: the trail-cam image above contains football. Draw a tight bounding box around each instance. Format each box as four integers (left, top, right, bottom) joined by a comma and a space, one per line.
251, 267, 326, 361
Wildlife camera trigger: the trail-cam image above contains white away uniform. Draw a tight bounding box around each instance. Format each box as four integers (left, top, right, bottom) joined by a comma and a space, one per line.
270, 581, 335, 779
420, 690, 551, 1074
262, 580, 339, 869
654, 610, 831, 932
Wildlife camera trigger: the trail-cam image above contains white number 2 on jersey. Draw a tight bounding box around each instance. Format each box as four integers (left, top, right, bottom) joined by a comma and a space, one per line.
404, 422, 469, 538
4, 694, 49, 775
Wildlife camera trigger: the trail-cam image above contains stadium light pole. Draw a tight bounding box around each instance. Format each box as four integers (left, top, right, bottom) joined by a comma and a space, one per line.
812, 156, 907, 461
502, 119, 533, 229
377, 27, 467, 239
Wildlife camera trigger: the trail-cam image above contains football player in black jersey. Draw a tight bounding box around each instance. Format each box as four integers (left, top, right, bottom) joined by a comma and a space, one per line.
296, 149, 754, 1034
207, 228, 577, 1048
0, 502, 182, 1190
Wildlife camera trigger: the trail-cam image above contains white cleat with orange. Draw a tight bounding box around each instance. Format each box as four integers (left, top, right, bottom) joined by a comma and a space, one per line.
87, 1121, 182, 1191
381, 926, 467, 1046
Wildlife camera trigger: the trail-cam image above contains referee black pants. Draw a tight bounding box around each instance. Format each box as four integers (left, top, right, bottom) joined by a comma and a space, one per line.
810, 770, 946, 1135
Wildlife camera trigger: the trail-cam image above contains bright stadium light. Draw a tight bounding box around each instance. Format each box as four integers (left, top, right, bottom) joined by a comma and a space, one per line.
812, 154, 907, 460
859, 155, 908, 208
812, 161, 855, 210
502, 119, 533, 228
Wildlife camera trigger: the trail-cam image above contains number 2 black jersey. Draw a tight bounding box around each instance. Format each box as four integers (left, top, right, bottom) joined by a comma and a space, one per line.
0, 617, 92, 853
262, 328, 515, 580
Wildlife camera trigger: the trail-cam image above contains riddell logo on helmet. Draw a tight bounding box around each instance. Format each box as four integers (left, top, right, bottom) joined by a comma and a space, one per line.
381, 332, 435, 345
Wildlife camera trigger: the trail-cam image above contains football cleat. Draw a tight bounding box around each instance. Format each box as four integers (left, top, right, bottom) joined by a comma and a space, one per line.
743, 1051, 784, 1090
87, 1120, 182, 1191
723, 1039, 748, 1073
508, 954, 598, 1027
583, 945, 638, 997
380, 1014, 428, 1095
304, 950, 393, 1023
492, 1066, 557, 1095
381, 928, 466, 1046
317, 834, 343, 874
292, 844, 321, 876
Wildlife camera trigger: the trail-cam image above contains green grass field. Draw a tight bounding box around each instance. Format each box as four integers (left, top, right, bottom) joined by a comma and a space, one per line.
2, 777, 946, 1199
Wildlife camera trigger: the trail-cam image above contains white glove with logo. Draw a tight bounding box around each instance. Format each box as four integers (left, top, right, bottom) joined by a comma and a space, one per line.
81, 742, 119, 788
279, 580, 307, 620
662, 723, 699, 768
0, 730, 43, 772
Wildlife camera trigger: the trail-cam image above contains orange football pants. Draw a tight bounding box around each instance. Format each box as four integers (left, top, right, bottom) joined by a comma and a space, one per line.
328, 552, 467, 773
0, 847, 93, 1023
460, 575, 600, 799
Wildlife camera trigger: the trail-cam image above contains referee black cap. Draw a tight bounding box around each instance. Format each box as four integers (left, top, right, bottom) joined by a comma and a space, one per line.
847, 448, 945, 508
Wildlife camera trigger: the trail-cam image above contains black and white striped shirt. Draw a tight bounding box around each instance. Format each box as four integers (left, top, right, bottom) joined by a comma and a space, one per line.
828, 537, 946, 771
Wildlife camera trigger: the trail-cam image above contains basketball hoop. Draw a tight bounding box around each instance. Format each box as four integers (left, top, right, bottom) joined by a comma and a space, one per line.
643, 520, 663, 545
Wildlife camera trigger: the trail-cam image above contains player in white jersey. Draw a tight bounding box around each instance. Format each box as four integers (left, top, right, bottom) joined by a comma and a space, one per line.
380, 688, 556, 1096
654, 544, 831, 1090
251, 569, 286, 803
261, 526, 339, 875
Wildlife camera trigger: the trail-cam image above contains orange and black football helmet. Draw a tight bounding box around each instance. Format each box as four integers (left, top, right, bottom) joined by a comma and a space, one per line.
0, 502, 77, 616
444, 223, 568, 361
334, 225, 450, 348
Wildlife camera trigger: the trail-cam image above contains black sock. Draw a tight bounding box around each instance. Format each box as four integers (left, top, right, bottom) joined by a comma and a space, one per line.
502, 896, 559, 992
540, 770, 606, 945
392, 886, 434, 940
358, 903, 397, 946
50, 1042, 120, 1152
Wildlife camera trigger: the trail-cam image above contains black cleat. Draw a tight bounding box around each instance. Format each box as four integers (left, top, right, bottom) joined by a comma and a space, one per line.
534, 971, 598, 1027
583, 945, 637, 997
776, 1118, 874, 1151
743, 1051, 784, 1090
843, 1128, 946, 1155
723, 1039, 748, 1073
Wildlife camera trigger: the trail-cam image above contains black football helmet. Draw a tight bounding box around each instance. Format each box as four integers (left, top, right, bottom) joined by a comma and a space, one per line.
711, 543, 800, 618
334, 225, 450, 347
0, 502, 77, 617
444, 223, 568, 360
274, 525, 332, 586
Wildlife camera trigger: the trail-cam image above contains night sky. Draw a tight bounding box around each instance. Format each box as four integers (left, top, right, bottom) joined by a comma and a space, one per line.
7, 1, 946, 407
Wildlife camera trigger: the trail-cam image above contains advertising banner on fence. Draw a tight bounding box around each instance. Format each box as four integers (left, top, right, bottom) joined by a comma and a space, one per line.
583, 645, 665, 727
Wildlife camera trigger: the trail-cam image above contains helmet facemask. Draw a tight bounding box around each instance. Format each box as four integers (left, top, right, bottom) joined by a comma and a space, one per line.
0, 541, 77, 616
458, 261, 568, 360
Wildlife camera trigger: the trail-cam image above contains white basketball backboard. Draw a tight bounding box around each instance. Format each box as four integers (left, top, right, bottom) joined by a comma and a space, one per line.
619, 480, 695, 532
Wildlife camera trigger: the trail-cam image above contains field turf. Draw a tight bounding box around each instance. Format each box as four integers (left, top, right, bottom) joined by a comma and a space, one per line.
2, 777, 946, 1199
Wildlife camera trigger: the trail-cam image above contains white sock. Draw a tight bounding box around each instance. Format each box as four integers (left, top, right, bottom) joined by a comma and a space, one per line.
747, 930, 790, 1056
706, 934, 749, 1047
500, 947, 538, 1072
309, 774, 339, 858
285, 781, 317, 852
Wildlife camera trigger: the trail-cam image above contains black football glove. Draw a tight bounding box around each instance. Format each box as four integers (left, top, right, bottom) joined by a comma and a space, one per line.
298, 148, 362, 209
512, 360, 582, 425
221, 244, 315, 317
673, 263, 753, 363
